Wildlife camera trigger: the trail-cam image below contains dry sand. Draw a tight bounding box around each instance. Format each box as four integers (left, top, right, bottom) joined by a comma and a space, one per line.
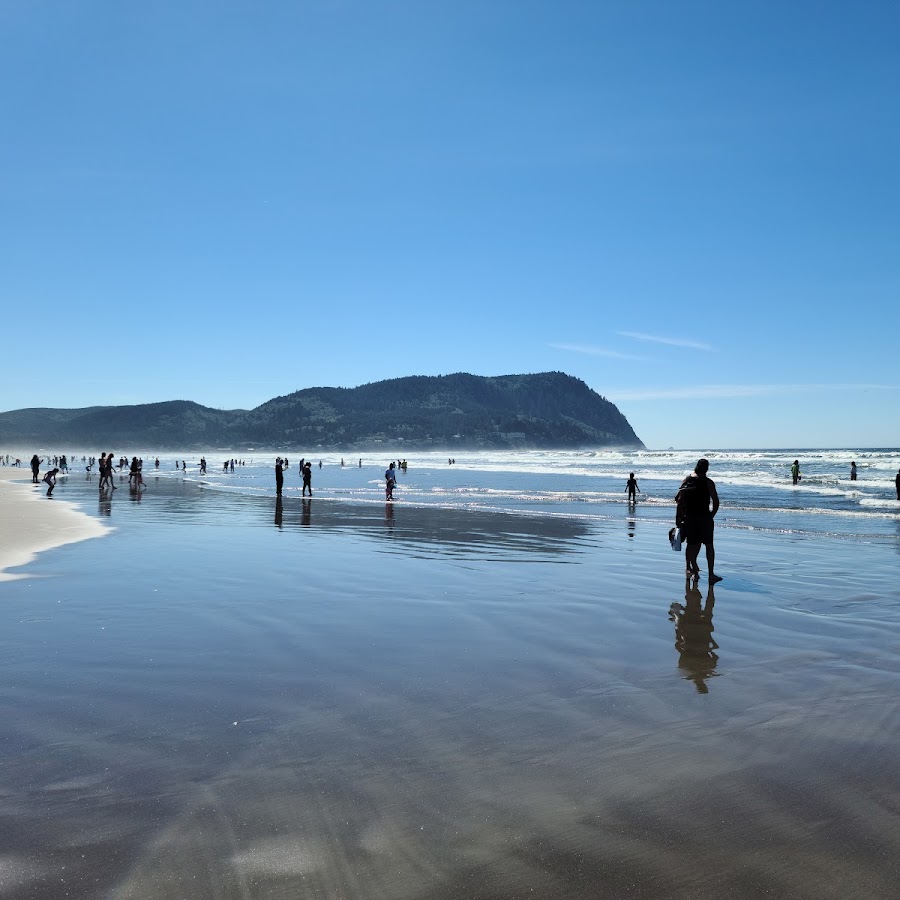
0, 467, 108, 581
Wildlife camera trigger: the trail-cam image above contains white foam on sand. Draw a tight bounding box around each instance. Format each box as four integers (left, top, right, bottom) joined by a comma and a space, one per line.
0, 470, 109, 582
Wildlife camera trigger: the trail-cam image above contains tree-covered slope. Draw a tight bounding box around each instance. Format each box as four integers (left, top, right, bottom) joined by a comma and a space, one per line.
0, 401, 238, 447
0, 373, 643, 450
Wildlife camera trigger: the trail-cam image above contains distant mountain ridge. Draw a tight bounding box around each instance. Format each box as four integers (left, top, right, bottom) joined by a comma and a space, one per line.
0, 372, 643, 450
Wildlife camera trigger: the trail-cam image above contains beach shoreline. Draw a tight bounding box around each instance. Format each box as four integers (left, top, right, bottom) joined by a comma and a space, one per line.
0, 467, 109, 582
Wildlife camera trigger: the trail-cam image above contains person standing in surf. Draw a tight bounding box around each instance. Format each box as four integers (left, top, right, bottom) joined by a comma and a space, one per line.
301, 461, 313, 497
675, 458, 722, 584
850, 461, 857, 481
385, 462, 397, 500
791, 459, 801, 485
275, 458, 284, 495
626, 472, 640, 503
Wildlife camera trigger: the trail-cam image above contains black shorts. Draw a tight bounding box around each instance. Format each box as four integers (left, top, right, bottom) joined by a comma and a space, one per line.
682, 516, 714, 546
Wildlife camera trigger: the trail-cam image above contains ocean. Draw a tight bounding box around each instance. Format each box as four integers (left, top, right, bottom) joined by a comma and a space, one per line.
136, 447, 900, 541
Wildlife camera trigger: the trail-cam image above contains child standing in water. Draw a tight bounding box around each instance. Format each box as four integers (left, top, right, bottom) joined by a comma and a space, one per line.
626, 472, 640, 503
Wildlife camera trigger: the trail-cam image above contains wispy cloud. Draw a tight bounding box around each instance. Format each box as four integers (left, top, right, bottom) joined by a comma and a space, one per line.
549, 342, 648, 361
606, 383, 900, 401
618, 331, 715, 352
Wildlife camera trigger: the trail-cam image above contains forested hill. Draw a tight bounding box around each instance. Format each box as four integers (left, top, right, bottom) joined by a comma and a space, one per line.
0, 372, 644, 450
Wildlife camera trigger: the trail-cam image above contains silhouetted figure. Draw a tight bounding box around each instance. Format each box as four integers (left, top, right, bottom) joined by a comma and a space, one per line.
43, 468, 59, 497
302, 461, 312, 496
275, 458, 284, 495
850, 461, 857, 481
675, 458, 722, 583
106, 452, 116, 490
30, 454, 40, 483
791, 459, 801, 485
626, 472, 639, 502
896, 469, 900, 500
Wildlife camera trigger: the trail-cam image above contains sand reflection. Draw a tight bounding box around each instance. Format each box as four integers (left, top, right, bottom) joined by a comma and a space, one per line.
669, 581, 718, 693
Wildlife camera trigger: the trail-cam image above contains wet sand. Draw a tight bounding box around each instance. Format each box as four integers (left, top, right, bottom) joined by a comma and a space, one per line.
0, 467, 108, 582
0, 475, 898, 898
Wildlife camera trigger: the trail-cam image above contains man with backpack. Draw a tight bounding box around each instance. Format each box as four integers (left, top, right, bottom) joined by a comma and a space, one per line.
675, 458, 722, 584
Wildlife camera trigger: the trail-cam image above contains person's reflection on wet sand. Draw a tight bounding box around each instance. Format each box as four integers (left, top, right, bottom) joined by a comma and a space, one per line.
626, 512, 636, 539
274, 496, 283, 528
98, 496, 112, 517
384, 502, 395, 531
301, 498, 311, 527
669, 581, 718, 693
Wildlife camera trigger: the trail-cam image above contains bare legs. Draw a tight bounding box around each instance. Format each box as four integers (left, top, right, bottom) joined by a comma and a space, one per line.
685, 543, 700, 578
686, 541, 722, 582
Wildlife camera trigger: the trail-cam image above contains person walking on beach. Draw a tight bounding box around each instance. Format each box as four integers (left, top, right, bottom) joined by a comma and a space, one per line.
675, 458, 722, 583
302, 461, 313, 496
42, 467, 59, 497
30, 454, 40, 484
626, 472, 640, 503
850, 461, 857, 481
275, 458, 284, 495
791, 459, 801, 485
385, 462, 397, 500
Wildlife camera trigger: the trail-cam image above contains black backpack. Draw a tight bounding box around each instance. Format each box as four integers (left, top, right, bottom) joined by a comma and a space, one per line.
677, 476, 710, 517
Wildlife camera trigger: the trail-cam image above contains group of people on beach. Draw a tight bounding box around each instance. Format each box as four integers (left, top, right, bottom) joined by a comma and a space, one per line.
90, 453, 147, 492
272, 457, 408, 499
273, 457, 316, 496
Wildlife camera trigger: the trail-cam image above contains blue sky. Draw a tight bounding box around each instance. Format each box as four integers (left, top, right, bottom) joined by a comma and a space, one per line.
2, 2, 897, 449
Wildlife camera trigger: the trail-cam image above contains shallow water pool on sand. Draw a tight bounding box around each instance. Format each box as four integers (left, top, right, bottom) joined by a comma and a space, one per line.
1, 476, 899, 898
